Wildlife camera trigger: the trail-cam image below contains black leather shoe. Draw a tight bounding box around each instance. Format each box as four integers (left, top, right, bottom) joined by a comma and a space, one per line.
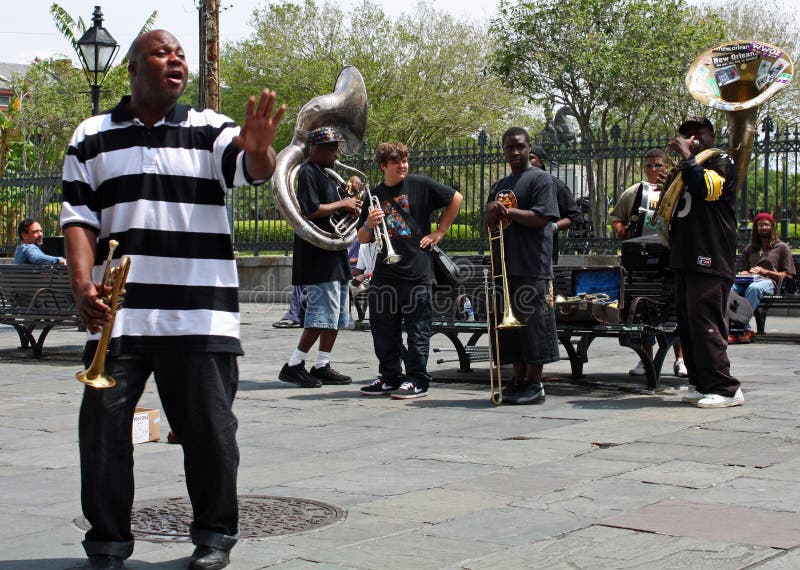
189, 545, 230, 570
82, 555, 124, 569
279, 361, 322, 388
310, 363, 352, 384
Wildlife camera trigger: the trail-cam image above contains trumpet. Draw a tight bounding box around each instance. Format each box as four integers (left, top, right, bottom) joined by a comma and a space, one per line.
485, 219, 525, 406
76, 240, 131, 389
325, 161, 400, 264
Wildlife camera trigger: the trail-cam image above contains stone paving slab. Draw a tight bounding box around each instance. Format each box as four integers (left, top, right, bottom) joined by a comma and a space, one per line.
452, 524, 779, 569
3, 308, 800, 568
601, 499, 800, 549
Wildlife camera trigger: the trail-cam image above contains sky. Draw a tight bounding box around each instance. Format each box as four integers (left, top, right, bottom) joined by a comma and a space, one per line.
1, 0, 501, 73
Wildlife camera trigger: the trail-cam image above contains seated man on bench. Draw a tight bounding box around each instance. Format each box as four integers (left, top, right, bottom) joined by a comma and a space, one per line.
730, 212, 795, 344
14, 218, 66, 266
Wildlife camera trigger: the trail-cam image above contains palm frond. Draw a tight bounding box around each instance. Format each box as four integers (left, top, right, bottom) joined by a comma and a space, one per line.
49, 3, 84, 52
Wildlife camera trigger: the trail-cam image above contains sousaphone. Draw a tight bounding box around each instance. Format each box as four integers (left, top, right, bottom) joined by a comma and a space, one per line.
272, 66, 368, 251
653, 41, 794, 244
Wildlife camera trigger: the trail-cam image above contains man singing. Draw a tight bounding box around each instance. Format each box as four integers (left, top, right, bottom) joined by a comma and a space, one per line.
62, 30, 285, 569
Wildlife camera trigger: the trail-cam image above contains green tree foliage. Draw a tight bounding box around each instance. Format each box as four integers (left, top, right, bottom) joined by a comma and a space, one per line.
220, 0, 533, 149
489, 0, 725, 234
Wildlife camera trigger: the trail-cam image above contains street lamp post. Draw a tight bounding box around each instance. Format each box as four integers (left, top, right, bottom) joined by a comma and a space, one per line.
76, 6, 119, 116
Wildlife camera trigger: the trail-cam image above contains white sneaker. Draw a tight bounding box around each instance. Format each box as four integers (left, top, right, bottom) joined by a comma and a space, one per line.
697, 388, 744, 408
681, 386, 704, 403
673, 358, 688, 378
628, 361, 646, 376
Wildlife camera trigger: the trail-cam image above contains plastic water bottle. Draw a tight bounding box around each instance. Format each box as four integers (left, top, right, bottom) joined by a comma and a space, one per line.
463, 298, 475, 321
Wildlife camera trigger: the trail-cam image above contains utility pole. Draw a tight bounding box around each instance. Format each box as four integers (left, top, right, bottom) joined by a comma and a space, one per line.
198, 0, 220, 111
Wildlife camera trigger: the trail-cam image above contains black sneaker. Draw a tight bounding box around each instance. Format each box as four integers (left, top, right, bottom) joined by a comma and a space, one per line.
390, 381, 428, 399
279, 362, 322, 388
310, 364, 352, 385
500, 377, 519, 404
360, 377, 401, 396
507, 380, 545, 405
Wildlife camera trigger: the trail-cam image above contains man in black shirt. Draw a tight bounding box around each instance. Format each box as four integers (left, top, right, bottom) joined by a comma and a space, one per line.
528, 145, 580, 264
486, 128, 560, 405
358, 141, 463, 399
668, 117, 742, 408
279, 127, 361, 388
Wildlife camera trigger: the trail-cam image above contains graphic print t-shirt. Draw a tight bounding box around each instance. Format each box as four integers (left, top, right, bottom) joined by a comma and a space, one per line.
488, 167, 559, 279
359, 174, 455, 283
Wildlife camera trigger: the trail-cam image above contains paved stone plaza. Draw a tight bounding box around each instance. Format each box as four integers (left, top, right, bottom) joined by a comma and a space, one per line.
1, 301, 799, 569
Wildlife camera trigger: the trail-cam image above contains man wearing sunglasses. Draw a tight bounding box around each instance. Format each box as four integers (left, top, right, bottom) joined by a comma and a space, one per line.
610, 148, 687, 378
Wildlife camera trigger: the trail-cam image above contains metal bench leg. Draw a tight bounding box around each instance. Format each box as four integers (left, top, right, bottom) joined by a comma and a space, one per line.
558, 334, 589, 378
435, 330, 472, 373
30, 325, 55, 358
13, 324, 35, 351
619, 334, 659, 390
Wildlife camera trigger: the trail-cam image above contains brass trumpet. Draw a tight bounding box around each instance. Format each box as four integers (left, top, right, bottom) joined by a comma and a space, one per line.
485, 220, 524, 406
325, 161, 400, 264
76, 240, 131, 389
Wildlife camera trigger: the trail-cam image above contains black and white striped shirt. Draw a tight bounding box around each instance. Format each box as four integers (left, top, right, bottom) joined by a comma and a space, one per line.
61, 97, 258, 354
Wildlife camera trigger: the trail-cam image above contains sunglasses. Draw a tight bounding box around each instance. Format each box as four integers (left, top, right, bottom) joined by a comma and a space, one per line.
645, 163, 666, 169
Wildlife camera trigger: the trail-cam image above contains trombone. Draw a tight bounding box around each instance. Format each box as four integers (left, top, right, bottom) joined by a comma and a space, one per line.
325, 161, 400, 264
485, 220, 524, 405
76, 240, 131, 389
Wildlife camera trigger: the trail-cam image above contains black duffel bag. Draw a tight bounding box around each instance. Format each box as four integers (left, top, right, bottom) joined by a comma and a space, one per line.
621, 235, 670, 269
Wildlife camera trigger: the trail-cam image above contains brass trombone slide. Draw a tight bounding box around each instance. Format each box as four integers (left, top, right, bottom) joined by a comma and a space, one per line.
485, 222, 524, 405
76, 240, 131, 389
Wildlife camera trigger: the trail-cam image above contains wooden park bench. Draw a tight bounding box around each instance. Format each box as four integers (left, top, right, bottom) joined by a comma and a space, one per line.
0, 264, 82, 357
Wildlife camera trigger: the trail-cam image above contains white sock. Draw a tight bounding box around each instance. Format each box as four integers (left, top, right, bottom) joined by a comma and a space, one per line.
288, 348, 308, 367
314, 351, 332, 369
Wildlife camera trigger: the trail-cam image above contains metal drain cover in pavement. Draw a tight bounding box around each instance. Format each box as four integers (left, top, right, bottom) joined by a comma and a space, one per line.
74, 495, 345, 542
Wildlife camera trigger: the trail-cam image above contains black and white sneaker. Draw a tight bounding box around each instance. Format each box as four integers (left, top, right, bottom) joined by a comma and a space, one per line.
390, 381, 428, 399
310, 364, 352, 385
507, 381, 545, 405
360, 377, 401, 396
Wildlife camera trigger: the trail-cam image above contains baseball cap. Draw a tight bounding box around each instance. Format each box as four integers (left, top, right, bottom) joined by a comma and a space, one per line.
678, 116, 714, 136
308, 126, 345, 146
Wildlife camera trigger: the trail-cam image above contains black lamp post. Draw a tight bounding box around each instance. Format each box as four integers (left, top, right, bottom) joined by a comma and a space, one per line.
76, 6, 119, 116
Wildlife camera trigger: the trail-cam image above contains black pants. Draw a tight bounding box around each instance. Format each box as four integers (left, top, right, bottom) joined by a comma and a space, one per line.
674, 271, 740, 397
367, 280, 432, 388
80, 351, 240, 558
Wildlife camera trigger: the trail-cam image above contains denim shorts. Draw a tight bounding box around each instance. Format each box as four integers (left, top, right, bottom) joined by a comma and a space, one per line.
304, 279, 351, 330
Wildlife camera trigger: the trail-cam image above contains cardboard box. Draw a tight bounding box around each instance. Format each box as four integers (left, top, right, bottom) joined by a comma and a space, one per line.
132, 407, 161, 444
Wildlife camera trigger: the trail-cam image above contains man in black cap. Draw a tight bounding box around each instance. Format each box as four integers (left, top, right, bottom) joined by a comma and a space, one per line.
279, 126, 362, 388
667, 116, 742, 408
529, 145, 580, 264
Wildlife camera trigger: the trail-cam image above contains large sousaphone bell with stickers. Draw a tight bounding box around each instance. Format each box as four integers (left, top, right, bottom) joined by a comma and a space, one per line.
653, 41, 794, 244
272, 66, 368, 251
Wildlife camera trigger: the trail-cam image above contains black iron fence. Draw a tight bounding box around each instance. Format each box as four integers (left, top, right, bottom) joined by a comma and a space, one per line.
2, 116, 799, 257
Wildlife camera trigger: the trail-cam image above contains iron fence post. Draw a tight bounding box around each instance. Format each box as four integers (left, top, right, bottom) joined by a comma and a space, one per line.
478, 130, 487, 256
762, 115, 773, 215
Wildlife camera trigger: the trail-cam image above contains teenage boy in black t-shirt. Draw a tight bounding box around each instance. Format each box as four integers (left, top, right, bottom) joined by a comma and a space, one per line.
486, 127, 560, 405
357, 141, 463, 399
279, 127, 361, 388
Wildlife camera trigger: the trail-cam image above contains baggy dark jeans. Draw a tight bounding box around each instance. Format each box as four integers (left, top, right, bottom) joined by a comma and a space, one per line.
367, 279, 432, 389
674, 270, 740, 397
79, 351, 240, 558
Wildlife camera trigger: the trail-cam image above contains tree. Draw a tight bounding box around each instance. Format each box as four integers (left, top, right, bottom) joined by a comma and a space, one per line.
490, 0, 725, 235
220, 0, 534, 150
